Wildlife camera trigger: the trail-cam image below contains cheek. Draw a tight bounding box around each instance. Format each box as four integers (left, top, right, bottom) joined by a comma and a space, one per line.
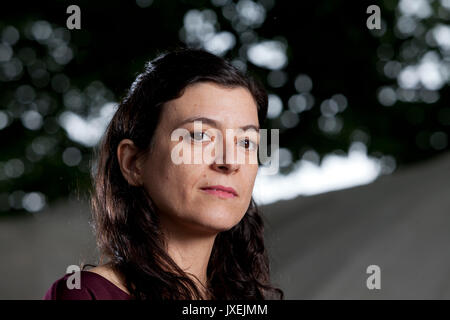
141, 146, 178, 206
243, 164, 259, 192
143, 157, 201, 211
168, 164, 200, 200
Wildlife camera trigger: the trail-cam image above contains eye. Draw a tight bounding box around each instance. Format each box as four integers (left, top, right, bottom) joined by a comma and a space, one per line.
238, 138, 257, 151
189, 131, 212, 143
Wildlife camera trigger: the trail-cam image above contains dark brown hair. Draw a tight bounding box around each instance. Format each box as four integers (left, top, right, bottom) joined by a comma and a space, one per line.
89, 47, 284, 300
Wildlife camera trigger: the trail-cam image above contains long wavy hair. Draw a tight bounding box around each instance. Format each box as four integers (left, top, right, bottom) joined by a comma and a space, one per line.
88, 47, 284, 300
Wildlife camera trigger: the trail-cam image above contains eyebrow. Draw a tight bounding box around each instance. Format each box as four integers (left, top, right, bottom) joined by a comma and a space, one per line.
176, 116, 260, 132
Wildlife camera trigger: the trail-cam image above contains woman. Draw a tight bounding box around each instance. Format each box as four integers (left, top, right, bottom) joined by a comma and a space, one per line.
44, 48, 284, 300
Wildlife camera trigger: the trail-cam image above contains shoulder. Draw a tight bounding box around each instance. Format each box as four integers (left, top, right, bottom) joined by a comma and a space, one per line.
43, 271, 94, 300
87, 264, 130, 296
43, 270, 132, 300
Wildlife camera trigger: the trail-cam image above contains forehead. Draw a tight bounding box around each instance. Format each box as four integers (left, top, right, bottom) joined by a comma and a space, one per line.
161, 82, 259, 128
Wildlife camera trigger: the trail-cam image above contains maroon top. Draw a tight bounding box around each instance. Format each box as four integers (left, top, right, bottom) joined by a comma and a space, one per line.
43, 270, 133, 300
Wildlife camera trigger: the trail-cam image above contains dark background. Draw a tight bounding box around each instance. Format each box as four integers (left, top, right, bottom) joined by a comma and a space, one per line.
1, 0, 450, 299
1, 0, 449, 216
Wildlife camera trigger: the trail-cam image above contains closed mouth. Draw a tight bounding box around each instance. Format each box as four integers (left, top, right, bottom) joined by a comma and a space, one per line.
200, 185, 238, 198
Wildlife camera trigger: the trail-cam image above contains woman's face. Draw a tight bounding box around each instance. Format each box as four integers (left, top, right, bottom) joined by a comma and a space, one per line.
140, 82, 260, 235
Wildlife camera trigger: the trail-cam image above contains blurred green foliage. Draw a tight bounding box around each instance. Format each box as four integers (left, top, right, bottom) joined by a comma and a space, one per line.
0, 0, 449, 216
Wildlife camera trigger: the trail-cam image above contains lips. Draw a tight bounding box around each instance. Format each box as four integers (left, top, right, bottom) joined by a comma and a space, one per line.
200, 185, 238, 198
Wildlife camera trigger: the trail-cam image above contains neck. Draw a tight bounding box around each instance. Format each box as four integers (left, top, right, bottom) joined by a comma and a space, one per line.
159, 215, 217, 298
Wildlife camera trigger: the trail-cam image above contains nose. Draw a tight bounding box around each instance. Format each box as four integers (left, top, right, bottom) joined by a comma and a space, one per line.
210, 133, 240, 174
211, 161, 240, 174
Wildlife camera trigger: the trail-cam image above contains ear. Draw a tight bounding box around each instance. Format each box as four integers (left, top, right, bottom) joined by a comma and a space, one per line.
117, 139, 145, 186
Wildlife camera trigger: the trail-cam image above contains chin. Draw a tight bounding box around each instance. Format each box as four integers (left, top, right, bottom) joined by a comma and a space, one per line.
206, 223, 237, 234
194, 214, 242, 233
177, 205, 244, 233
